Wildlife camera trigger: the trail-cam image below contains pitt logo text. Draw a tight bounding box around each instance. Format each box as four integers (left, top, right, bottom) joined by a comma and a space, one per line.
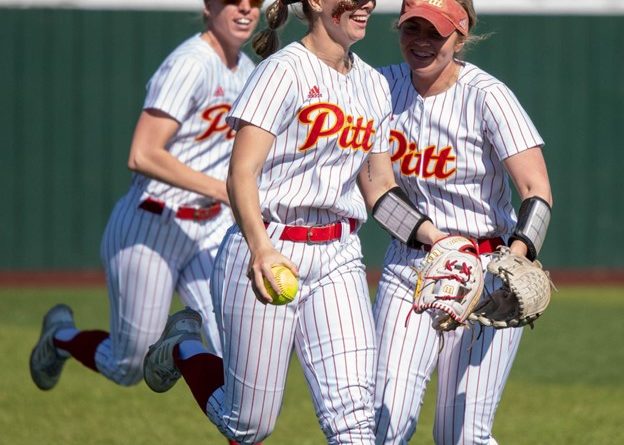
196, 104, 236, 141
297, 102, 375, 152
390, 129, 456, 179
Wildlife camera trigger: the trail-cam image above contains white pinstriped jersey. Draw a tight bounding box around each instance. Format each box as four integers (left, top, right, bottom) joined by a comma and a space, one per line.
379, 61, 544, 238
226, 42, 391, 226
131, 34, 255, 207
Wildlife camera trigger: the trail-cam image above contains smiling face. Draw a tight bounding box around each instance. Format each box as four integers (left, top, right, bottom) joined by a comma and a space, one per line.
205, 0, 261, 48
318, 0, 376, 47
399, 17, 464, 80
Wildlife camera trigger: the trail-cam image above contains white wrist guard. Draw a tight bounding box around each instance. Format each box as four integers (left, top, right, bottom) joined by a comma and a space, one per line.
372, 187, 431, 248
510, 196, 551, 261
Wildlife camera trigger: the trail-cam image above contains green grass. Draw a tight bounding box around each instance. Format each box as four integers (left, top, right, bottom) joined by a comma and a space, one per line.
1, 287, 623, 444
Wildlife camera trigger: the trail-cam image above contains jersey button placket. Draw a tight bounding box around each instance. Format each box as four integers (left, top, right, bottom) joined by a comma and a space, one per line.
416, 97, 426, 179
344, 76, 352, 104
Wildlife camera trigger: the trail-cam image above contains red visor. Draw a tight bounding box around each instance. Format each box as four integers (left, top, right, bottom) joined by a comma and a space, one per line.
399, 0, 469, 37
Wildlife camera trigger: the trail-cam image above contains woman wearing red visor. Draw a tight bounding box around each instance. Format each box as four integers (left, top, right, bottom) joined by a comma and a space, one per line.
373, 0, 552, 444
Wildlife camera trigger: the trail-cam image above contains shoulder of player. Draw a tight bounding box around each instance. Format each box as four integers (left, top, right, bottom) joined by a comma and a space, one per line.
238, 51, 255, 67
251, 43, 303, 80
158, 36, 216, 74
376, 62, 410, 83
457, 61, 509, 94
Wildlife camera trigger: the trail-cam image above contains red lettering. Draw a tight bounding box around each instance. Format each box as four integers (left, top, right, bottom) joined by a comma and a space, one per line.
298, 103, 344, 151
389, 129, 408, 162
339, 117, 375, 151
389, 129, 457, 180
433, 146, 456, 178
298, 102, 375, 152
196, 104, 235, 141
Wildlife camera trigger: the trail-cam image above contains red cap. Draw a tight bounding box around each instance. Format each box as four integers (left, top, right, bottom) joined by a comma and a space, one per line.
399, 0, 469, 37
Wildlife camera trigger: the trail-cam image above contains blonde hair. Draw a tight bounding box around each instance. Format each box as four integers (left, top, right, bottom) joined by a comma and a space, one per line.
454, 0, 490, 53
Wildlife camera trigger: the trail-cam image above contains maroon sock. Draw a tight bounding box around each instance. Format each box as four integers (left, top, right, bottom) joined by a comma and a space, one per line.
54, 330, 109, 372
173, 344, 224, 411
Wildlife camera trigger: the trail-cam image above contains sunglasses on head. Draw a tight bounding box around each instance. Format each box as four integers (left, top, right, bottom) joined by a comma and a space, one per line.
221, 0, 265, 8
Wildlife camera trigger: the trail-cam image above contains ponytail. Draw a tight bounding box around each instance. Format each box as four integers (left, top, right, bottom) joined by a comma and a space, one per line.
252, 0, 290, 59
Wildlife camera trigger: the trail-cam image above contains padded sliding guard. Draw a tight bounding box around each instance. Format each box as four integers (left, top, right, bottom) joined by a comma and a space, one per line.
372, 187, 431, 248
510, 196, 551, 261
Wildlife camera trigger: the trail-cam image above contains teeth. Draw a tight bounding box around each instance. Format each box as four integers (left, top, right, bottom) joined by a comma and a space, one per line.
235, 18, 251, 25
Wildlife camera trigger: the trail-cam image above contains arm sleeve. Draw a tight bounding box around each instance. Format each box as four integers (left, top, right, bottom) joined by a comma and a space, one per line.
143, 55, 207, 123
226, 58, 297, 136
482, 83, 545, 160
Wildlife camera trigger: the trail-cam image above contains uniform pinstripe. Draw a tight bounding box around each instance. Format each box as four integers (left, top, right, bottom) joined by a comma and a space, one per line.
203, 42, 391, 444
373, 62, 543, 444
96, 34, 255, 385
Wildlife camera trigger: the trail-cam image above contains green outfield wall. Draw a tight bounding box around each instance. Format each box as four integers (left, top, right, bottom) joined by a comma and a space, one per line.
1, 9, 623, 270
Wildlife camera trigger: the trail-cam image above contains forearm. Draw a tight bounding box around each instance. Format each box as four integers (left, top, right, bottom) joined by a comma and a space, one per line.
505, 147, 553, 259
226, 123, 277, 254
129, 149, 228, 203
226, 171, 273, 253
359, 153, 445, 247
515, 182, 552, 207
127, 109, 228, 203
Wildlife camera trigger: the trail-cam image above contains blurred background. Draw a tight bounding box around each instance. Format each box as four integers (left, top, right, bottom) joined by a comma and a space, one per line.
1, 0, 623, 279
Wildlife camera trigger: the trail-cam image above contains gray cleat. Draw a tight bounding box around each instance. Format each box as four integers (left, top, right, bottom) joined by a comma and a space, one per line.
29, 304, 76, 390
143, 307, 202, 393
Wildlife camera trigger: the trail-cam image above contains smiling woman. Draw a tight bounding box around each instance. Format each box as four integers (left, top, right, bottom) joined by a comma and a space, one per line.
28, 2, 263, 445
373, 1, 554, 444
140, 0, 444, 444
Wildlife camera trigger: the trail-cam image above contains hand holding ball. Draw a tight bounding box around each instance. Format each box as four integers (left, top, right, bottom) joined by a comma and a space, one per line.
264, 265, 298, 305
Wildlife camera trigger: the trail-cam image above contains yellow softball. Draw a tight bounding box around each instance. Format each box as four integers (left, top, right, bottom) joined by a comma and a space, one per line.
264, 265, 299, 305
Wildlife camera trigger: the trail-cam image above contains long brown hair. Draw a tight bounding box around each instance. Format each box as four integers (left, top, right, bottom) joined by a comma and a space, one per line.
252, 0, 314, 59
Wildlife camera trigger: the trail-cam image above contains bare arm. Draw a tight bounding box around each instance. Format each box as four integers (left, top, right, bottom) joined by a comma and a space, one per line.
503, 146, 553, 256
358, 152, 445, 246
227, 123, 298, 304
127, 109, 228, 204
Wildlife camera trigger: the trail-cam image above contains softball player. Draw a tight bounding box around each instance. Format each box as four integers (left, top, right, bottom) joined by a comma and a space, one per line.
31, 1, 259, 439
372, 1, 553, 444
142, 0, 446, 444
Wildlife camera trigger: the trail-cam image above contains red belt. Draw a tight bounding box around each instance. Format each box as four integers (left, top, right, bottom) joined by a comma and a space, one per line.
424, 237, 504, 255
139, 197, 221, 221
265, 219, 358, 243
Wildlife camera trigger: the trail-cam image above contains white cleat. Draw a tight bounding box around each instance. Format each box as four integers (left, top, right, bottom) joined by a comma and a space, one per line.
29, 304, 76, 390
143, 307, 202, 393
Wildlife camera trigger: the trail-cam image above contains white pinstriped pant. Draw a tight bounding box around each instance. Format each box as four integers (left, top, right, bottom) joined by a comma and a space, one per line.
373, 240, 522, 445
95, 187, 228, 385
208, 223, 377, 444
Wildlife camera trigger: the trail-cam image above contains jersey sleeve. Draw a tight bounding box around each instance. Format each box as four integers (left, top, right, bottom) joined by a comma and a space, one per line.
226, 58, 297, 135
370, 71, 393, 154
482, 84, 544, 160
143, 55, 207, 123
